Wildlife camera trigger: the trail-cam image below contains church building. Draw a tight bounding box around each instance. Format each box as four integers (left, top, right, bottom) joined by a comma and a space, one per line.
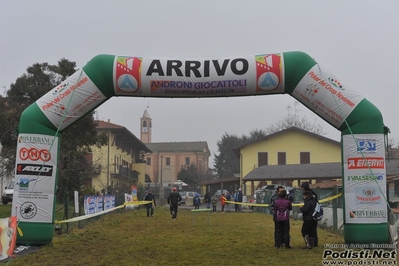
140, 108, 211, 187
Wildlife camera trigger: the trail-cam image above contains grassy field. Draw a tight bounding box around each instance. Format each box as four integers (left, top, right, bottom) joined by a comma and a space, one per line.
0, 204, 346, 266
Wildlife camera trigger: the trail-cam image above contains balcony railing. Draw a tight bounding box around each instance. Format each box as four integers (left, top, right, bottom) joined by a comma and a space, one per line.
110, 165, 138, 181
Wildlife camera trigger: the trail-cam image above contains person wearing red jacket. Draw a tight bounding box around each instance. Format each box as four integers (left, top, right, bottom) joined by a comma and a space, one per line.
220, 193, 227, 212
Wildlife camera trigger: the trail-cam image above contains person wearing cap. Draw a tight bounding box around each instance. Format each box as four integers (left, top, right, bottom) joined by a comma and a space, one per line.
167, 187, 182, 220
144, 189, 156, 217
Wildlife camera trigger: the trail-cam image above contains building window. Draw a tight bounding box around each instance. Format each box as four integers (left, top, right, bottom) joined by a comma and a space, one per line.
165, 157, 171, 166
258, 152, 268, 166
300, 152, 310, 164
185, 157, 190, 166
278, 152, 286, 165
146, 157, 151, 165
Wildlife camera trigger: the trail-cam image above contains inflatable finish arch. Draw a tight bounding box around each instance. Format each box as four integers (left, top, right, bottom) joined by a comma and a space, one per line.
13, 52, 388, 245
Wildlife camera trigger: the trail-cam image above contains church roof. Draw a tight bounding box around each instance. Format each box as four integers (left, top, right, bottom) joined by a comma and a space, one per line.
145, 141, 209, 153
142, 108, 151, 118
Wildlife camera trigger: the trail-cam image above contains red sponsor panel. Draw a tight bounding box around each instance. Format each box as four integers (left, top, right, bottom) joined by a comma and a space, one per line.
255, 54, 282, 92
347, 157, 385, 169
115, 57, 142, 94
19, 147, 51, 162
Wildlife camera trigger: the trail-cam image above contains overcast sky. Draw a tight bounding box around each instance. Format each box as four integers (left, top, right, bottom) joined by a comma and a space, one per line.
1, 1, 398, 163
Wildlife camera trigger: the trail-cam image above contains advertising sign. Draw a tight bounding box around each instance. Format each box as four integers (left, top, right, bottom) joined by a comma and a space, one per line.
113, 54, 284, 97
36, 70, 107, 131
343, 134, 387, 223
293, 65, 364, 128
11, 134, 58, 223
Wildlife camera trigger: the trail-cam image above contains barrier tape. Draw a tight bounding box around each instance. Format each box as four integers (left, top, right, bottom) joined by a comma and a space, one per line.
55, 201, 152, 224
55, 194, 343, 224
225, 193, 342, 207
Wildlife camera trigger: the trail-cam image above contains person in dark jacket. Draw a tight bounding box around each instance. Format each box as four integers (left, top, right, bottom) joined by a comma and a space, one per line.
300, 191, 317, 249
237, 188, 243, 212
270, 186, 285, 247
204, 192, 212, 209
167, 187, 182, 220
144, 189, 156, 217
269, 186, 285, 215
300, 182, 319, 246
194, 193, 200, 209
233, 190, 239, 212
300, 182, 318, 201
274, 189, 292, 248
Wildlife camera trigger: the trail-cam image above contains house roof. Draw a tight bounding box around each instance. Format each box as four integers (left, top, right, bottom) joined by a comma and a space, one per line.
242, 160, 399, 182
145, 141, 210, 154
233, 127, 340, 154
95, 120, 151, 153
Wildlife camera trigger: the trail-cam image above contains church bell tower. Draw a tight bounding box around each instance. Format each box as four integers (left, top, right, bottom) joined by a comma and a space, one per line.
140, 108, 152, 143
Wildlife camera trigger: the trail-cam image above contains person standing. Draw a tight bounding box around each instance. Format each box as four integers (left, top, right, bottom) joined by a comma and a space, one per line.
204, 192, 211, 209
194, 193, 200, 209
300, 182, 319, 247
211, 196, 218, 213
300, 191, 317, 249
270, 186, 285, 247
233, 190, 239, 212
220, 193, 227, 212
225, 191, 231, 212
274, 190, 292, 249
167, 187, 182, 220
237, 188, 243, 212
269, 186, 285, 215
144, 189, 156, 217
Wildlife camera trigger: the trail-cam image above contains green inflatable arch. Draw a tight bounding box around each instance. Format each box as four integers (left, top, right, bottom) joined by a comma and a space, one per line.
13, 52, 389, 245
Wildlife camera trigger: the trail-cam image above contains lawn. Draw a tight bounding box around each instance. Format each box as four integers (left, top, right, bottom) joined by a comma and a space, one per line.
0, 204, 345, 266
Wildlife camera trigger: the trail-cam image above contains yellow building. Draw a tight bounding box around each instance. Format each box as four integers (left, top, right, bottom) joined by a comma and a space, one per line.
90, 120, 151, 194
235, 127, 341, 195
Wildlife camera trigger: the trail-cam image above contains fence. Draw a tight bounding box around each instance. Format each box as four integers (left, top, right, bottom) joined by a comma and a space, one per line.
55, 184, 203, 234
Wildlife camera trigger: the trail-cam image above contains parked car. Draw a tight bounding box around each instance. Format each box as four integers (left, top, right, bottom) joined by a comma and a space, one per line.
2, 179, 14, 204
178, 191, 197, 205
253, 184, 293, 200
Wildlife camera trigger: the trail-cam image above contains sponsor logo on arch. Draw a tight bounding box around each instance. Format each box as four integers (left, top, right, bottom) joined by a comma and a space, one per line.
19, 147, 51, 162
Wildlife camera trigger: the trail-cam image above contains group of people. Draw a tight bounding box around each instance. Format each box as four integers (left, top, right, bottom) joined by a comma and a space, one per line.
144, 183, 319, 249
270, 182, 319, 249
202, 189, 244, 213
143, 187, 183, 220
144, 187, 245, 217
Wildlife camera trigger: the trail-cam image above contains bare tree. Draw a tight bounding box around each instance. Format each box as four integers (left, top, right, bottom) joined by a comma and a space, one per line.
265, 102, 325, 135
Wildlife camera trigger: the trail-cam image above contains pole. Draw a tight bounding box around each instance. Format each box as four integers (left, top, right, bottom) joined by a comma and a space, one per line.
106, 131, 110, 191
160, 155, 163, 201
